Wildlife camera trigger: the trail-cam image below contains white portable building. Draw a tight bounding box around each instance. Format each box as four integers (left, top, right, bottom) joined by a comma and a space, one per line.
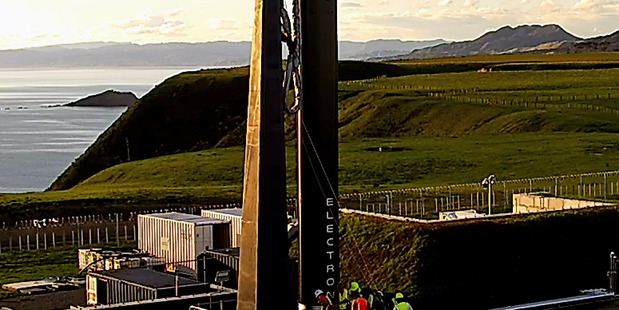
137, 212, 230, 272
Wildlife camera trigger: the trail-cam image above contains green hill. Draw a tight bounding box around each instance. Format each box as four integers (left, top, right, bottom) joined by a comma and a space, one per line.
48, 67, 251, 191
49, 55, 619, 192
50, 61, 427, 191
340, 207, 619, 309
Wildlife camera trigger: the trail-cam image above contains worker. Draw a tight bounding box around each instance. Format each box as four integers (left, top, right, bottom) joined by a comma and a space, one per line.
349, 281, 361, 296
315, 289, 334, 310
350, 290, 369, 310
339, 283, 350, 310
392, 292, 413, 310
361, 288, 374, 309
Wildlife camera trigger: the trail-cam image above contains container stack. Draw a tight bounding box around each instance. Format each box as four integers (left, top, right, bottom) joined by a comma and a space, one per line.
78, 248, 147, 272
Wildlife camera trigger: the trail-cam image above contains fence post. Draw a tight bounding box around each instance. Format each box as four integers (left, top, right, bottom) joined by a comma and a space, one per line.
604, 174, 608, 200
116, 214, 120, 248
19, 236, 22, 251
27, 235, 30, 251
52, 233, 55, 248
36, 233, 39, 250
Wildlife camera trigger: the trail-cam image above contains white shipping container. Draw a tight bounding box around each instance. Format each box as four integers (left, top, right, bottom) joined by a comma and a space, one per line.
138, 212, 230, 272
201, 208, 242, 248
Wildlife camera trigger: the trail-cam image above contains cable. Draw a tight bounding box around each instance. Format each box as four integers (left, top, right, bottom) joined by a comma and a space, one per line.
300, 120, 383, 293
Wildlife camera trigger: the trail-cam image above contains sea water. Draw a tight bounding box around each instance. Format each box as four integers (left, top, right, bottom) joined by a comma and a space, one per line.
0, 67, 202, 193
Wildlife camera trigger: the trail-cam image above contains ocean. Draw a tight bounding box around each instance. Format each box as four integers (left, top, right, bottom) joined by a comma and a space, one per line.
0, 67, 202, 193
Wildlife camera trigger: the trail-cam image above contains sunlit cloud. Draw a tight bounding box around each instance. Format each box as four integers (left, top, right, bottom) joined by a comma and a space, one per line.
107, 9, 186, 36
0, 0, 617, 49
341, 2, 364, 8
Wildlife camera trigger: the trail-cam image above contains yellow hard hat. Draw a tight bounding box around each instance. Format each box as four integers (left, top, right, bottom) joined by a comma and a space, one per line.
350, 282, 360, 291
395, 292, 404, 299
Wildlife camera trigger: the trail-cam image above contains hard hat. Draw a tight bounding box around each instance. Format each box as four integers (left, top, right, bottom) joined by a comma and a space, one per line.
350, 282, 360, 291
315, 289, 324, 298
395, 292, 404, 299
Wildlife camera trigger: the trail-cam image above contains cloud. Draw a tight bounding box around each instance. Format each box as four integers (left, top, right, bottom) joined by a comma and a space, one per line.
572, 0, 619, 14
438, 0, 452, 6
107, 9, 186, 36
464, 0, 479, 7
34, 33, 62, 39
341, 2, 364, 9
208, 19, 238, 31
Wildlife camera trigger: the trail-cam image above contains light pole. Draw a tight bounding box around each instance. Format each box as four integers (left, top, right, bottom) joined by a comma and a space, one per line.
482, 174, 496, 215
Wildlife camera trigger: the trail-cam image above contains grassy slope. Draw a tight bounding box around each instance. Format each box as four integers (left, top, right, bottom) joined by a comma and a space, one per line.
340, 208, 619, 309
3, 132, 619, 220
2, 53, 619, 306
49, 55, 619, 191
2, 56, 619, 217
48, 67, 251, 191
49, 61, 433, 191
338, 69, 619, 138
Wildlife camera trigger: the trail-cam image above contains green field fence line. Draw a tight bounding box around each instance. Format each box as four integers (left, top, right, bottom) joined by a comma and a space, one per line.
340, 82, 619, 114
426, 92, 619, 114
340, 170, 619, 199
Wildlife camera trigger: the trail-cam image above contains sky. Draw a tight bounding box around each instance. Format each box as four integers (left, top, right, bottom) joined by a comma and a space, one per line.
0, 0, 617, 50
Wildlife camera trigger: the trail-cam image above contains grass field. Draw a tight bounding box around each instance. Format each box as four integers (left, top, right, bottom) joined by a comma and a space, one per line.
2, 131, 619, 220
0, 60, 618, 219
0, 241, 137, 299
1, 53, 619, 308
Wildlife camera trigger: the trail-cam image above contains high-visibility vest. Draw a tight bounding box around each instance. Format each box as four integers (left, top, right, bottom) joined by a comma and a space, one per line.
339, 291, 349, 310
394, 301, 413, 310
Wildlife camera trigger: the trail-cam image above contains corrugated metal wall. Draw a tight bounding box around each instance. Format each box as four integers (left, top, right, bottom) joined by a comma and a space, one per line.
201, 210, 241, 247
106, 278, 157, 305
138, 215, 197, 271
138, 214, 231, 272
88, 274, 157, 305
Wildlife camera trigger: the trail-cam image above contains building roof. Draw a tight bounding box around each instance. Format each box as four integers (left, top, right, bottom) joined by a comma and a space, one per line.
204, 247, 240, 257
140, 212, 226, 226
92, 268, 207, 289
202, 208, 243, 218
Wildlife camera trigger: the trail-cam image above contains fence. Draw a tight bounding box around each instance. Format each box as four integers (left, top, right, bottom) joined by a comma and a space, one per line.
0, 203, 252, 255
0, 219, 136, 254
340, 81, 619, 115
3, 171, 619, 253
338, 170, 619, 219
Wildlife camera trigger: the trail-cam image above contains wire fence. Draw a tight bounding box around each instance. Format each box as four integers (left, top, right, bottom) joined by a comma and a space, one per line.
340, 81, 619, 115
339, 170, 619, 219
3, 171, 619, 253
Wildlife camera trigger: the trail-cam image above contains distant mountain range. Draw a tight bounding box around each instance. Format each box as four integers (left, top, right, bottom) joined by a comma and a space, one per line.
0, 39, 447, 68
383, 24, 619, 61
339, 39, 447, 59
2, 24, 616, 68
